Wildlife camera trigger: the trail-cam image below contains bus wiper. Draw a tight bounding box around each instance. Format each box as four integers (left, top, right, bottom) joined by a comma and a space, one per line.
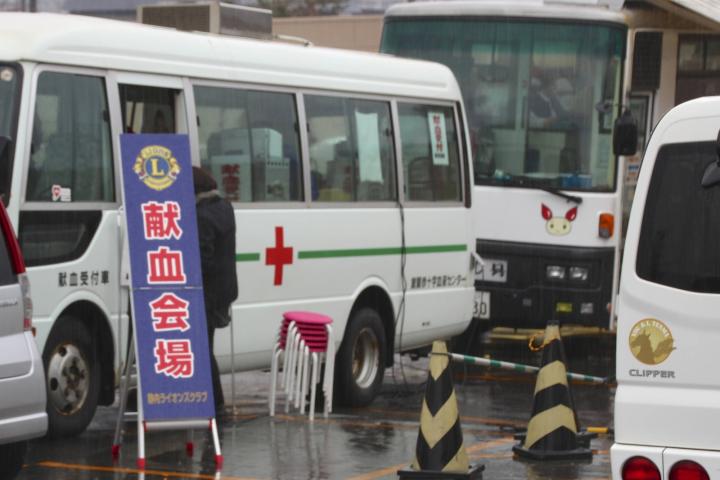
540, 187, 583, 205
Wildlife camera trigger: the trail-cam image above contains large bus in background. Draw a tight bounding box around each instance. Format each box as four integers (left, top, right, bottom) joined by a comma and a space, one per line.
382, 0, 631, 332
0, 13, 475, 436
381, 0, 720, 333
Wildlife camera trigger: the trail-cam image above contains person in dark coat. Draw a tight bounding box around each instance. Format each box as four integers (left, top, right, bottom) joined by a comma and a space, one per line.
193, 166, 238, 414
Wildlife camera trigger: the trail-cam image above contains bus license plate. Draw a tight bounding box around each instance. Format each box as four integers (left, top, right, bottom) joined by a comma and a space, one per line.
474, 291, 490, 319
475, 258, 507, 283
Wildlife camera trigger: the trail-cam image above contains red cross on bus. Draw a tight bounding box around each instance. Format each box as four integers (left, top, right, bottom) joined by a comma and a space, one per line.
265, 226, 293, 286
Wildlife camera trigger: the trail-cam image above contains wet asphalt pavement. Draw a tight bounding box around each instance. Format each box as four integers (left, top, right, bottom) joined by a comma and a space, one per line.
15, 335, 615, 480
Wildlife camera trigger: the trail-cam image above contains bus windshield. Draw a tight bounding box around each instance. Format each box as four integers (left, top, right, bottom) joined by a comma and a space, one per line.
382, 18, 626, 192
0, 64, 20, 202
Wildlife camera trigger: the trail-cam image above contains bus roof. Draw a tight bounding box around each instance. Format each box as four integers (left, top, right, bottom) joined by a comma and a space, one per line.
384, 0, 627, 25
0, 12, 462, 101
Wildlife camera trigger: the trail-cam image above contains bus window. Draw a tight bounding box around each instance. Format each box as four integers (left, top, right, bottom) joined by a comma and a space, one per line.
305, 95, 396, 202
194, 85, 303, 203
119, 85, 177, 134
26, 71, 114, 203
397, 103, 461, 202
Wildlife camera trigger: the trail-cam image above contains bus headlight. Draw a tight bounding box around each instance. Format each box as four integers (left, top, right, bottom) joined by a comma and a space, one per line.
569, 266, 589, 282
546, 265, 566, 280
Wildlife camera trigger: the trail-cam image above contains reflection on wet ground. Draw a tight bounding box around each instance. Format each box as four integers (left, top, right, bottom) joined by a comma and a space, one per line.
16, 335, 615, 479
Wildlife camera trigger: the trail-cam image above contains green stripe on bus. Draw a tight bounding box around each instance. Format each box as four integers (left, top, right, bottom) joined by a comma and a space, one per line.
236, 253, 261, 262
297, 244, 466, 259
406, 245, 467, 254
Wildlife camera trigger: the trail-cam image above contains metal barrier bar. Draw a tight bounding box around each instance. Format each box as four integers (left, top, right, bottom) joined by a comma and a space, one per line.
446, 352, 607, 385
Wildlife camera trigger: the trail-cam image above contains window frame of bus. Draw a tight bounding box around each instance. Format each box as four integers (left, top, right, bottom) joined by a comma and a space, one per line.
18, 65, 121, 268
302, 91, 399, 205
395, 99, 466, 205
189, 79, 305, 207
298, 89, 398, 208
21, 65, 119, 210
0, 62, 23, 207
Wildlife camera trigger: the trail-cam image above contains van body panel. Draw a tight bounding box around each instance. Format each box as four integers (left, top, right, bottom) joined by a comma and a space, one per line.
0, 332, 47, 444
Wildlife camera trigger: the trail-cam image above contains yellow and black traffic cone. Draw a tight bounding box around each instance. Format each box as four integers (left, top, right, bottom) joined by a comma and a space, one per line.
512, 322, 592, 461
398, 341, 484, 479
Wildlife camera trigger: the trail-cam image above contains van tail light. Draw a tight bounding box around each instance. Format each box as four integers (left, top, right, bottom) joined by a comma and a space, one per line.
599, 212, 615, 239
669, 460, 709, 480
19, 273, 32, 331
622, 456, 661, 480
0, 204, 32, 330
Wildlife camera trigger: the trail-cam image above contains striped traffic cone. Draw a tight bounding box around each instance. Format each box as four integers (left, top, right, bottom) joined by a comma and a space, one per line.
513, 322, 592, 461
398, 341, 484, 479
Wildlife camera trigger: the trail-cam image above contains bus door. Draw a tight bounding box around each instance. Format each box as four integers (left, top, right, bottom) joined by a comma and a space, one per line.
107, 72, 190, 359
19, 65, 121, 429
396, 101, 474, 346
20, 65, 120, 341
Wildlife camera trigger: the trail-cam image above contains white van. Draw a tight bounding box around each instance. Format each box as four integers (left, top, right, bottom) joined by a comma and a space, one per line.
612, 96, 720, 479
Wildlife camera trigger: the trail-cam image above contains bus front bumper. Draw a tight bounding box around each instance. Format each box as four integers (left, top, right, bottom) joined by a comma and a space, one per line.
474, 240, 614, 329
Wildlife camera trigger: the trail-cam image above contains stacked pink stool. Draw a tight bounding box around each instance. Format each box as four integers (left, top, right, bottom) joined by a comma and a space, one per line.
269, 311, 334, 421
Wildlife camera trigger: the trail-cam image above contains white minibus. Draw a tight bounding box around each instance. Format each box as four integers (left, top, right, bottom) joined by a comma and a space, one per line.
0, 13, 475, 436
612, 96, 720, 479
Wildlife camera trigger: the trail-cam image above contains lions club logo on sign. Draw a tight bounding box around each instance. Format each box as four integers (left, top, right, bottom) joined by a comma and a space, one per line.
133, 145, 180, 191
629, 318, 676, 365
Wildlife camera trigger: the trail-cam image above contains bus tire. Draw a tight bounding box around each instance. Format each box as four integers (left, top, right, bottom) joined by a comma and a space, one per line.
43, 315, 100, 438
335, 307, 386, 407
0, 441, 26, 478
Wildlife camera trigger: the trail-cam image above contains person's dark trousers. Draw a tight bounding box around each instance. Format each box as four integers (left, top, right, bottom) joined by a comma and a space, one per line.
206, 321, 224, 413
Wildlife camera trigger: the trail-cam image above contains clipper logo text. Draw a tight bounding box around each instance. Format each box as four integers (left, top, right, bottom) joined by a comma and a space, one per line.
134, 145, 181, 191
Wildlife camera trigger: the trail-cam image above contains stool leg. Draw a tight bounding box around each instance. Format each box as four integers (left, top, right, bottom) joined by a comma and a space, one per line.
285, 330, 299, 413
269, 346, 282, 416
293, 336, 304, 409
310, 352, 319, 422
324, 325, 335, 416
281, 322, 295, 387
322, 353, 329, 419
288, 330, 302, 400
298, 344, 306, 413
301, 346, 312, 414
296, 343, 308, 411
282, 323, 297, 391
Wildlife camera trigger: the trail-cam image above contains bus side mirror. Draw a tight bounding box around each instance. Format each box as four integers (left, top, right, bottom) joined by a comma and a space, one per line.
613, 109, 638, 156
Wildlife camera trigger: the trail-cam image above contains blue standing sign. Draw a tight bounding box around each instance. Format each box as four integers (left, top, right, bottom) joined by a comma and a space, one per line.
120, 134, 215, 421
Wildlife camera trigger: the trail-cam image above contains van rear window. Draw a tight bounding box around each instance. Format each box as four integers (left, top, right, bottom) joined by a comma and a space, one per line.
637, 141, 720, 293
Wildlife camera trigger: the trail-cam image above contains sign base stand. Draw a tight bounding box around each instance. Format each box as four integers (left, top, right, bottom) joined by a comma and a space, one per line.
112, 335, 222, 470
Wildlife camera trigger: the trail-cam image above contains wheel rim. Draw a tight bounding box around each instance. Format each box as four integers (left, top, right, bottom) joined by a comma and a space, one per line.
351, 327, 380, 389
47, 343, 90, 416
